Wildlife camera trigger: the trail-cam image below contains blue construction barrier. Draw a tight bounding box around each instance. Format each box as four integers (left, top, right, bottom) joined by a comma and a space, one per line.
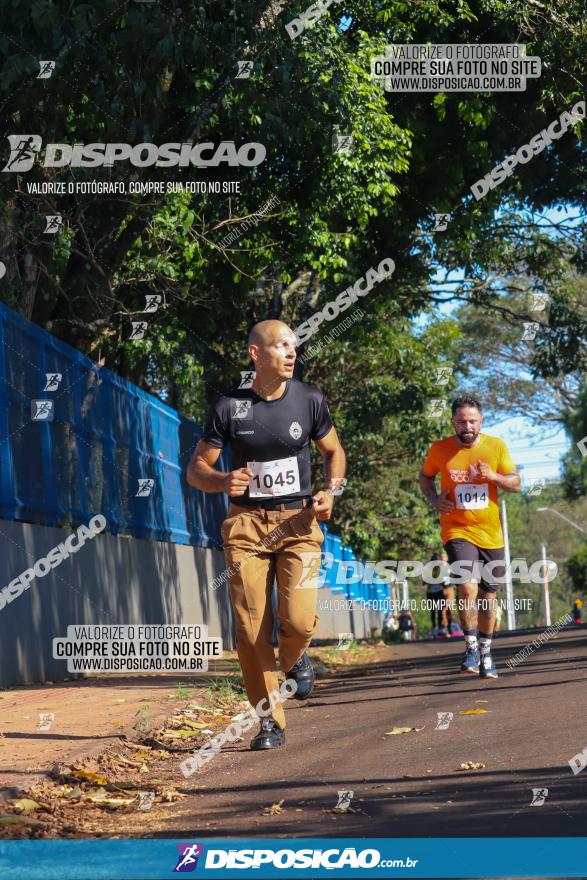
320, 523, 392, 608
0, 302, 229, 548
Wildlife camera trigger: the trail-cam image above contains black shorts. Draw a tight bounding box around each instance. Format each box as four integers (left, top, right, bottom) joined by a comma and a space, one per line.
443, 538, 505, 593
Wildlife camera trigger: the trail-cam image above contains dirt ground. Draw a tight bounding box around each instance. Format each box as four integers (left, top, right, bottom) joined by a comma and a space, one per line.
0, 642, 380, 838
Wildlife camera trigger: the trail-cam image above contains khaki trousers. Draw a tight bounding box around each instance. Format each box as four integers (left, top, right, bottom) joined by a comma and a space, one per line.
221, 502, 324, 730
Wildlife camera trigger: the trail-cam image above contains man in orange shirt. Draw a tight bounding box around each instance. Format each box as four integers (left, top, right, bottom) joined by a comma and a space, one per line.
419, 396, 520, 678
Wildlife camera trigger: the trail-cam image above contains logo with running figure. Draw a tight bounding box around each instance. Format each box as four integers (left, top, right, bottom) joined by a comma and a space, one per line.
289, 421, 302, 440
232, 399, 253, 420
296, 553, 323, 589
173, 843, 204, 872
3, 135, 42, 172
530, 788, 548, 806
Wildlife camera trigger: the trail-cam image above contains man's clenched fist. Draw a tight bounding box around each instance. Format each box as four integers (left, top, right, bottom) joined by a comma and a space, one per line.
224, 467, 253, 496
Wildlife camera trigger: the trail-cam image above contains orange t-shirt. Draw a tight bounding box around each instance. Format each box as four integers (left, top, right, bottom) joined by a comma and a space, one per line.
422, 433, 516, 549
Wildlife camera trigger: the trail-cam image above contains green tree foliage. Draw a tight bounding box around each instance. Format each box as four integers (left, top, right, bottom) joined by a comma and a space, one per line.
452, 210, 585, 424
501, 488, 583, 626
1, 0, 584, 378
0, 0, 585, 571
565, 541, 587, 596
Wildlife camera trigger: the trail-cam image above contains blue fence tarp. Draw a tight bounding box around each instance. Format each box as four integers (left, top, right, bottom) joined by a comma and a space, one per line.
321, 524, 392, 606
0, 301, 228, 547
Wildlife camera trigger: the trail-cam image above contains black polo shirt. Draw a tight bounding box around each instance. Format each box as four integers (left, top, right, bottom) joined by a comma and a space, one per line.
201, 379, 334, 506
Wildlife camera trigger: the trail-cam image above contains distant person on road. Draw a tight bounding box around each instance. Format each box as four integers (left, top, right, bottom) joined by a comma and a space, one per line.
572, 598, 583, 623
437, 548, 455, 636
449, 620, 464, 638
398, 610, 417, 641
426, 552, 445, 635
188, 320, 346, 751
494, 603, 503, 633
382, 611, 400, 644
419, 395, 520, 678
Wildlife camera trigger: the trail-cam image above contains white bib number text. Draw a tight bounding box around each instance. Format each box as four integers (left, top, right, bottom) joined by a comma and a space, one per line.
248, 457, 301, 497
455, 483, 489, 510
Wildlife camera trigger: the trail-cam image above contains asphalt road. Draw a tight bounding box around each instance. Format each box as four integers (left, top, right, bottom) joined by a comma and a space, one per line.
157, 625, 587, 838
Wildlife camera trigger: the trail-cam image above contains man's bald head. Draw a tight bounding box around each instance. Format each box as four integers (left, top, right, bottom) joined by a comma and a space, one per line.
247, 320, 297, 381
248, 320, 294, 347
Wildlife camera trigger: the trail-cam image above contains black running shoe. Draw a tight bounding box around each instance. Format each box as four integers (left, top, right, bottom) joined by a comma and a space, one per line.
250, 717, 285, 750
286, 651, 315, 699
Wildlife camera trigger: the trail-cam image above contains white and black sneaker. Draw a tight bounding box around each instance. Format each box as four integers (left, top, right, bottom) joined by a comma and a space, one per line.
479, 651, 498, 679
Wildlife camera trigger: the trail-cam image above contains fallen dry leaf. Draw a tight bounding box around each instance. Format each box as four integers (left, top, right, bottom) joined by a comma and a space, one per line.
121, 741, 152, 753
0, 814, 43, 826
12, 798, 40, 814
159, 788, 187, 803
108, 754, 145, 770
160, 728, 204, 739
176, 719, 210, 730
459, 761, 486, 771
459, 709, 488, 715
385, 726, 424, 735
85, 788, 137, 807
264, 799, 285, 815
70, 769, 109, 786
59, 785, 83, 800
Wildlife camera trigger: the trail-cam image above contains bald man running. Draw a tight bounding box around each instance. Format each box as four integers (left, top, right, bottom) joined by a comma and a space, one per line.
188, 321, 346, 750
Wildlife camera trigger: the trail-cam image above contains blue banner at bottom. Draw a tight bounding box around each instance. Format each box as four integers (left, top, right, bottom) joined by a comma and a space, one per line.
0, 837, 586, 879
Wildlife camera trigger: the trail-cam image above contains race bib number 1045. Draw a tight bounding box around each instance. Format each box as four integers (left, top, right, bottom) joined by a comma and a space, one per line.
247, 457, 301, 497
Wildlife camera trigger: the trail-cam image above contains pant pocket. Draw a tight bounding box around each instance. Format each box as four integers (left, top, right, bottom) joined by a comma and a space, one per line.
287, 509, 323, 543
220, 513, 244, 544
311, 518, 325, 545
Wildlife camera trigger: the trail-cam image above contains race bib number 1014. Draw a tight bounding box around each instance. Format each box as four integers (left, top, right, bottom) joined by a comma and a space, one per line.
247, 457, 301, 497
455, 482, 489, 510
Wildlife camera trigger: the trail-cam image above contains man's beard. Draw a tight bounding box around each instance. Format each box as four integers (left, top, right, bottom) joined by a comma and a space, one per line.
456, 429, 478, 444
